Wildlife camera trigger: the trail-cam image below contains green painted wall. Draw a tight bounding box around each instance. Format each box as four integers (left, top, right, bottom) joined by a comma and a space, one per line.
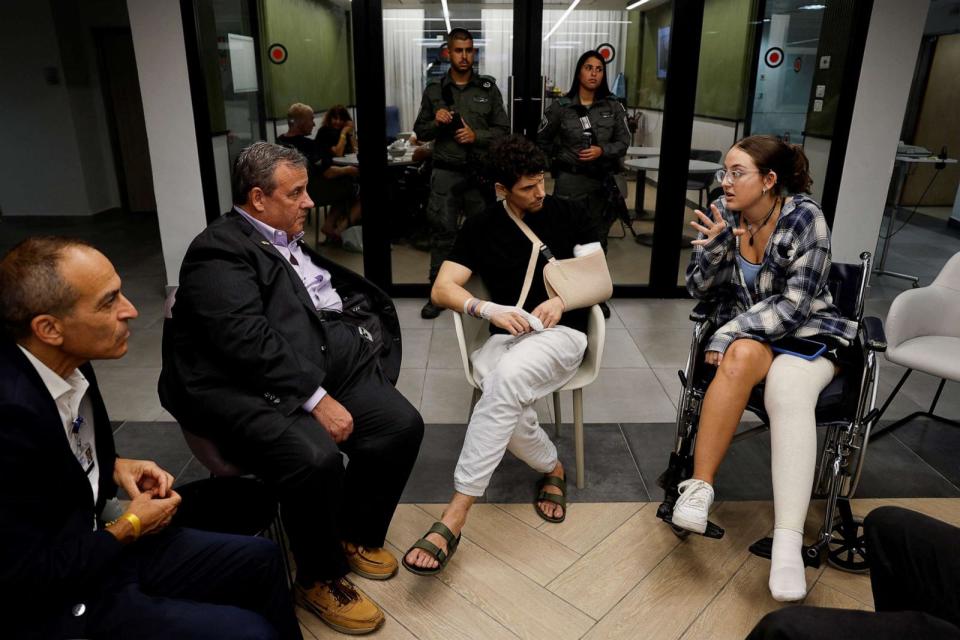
695, 0, 757, 119
261, 0, 353, 119
637, 2, 672, 110
631, 0, 757, 120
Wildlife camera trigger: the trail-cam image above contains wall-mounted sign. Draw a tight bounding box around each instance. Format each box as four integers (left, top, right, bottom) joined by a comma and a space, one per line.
597, 43, 616, 63
764, 47, 784, 68
267, 43, 288, 65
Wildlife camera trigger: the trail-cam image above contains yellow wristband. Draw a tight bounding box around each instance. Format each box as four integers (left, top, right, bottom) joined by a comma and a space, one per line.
121, 513, 141, 539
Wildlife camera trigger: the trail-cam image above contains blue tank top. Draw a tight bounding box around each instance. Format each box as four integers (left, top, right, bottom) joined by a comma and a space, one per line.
737, 254, 762, 291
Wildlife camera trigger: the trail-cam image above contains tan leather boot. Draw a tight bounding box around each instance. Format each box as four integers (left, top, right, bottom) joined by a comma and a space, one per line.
342, 541, 399, 580
296, 577, 384, 635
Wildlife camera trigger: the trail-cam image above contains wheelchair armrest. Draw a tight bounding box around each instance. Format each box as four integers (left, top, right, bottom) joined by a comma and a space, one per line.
690, 301, 714, 323
861, 316, 886, 352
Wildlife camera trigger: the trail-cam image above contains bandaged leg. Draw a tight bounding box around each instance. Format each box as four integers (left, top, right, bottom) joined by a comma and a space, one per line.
763, 354, 835, 601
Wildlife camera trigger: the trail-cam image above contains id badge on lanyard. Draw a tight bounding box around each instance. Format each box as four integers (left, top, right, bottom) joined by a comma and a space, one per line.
578, 115, 591, 130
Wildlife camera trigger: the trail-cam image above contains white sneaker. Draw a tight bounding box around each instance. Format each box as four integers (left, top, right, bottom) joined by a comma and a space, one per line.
671, 479, 714, 534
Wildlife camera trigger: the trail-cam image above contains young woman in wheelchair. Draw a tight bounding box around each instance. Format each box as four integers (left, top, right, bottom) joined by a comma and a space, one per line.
674, 135, 858, 601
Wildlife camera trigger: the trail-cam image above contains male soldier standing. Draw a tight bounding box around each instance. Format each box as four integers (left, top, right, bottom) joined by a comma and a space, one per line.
413, 27, 509, 319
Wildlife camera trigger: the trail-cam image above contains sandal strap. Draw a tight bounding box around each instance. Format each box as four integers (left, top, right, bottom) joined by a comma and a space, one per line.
427, 521, 458, 545
537, 491, 566, 507
410, 538, 447, 563
539, 475, 567, 494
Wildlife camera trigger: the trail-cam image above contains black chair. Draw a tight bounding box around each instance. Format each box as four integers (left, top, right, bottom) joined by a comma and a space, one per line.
657, 252, 888, 573
688, 149, 722, 209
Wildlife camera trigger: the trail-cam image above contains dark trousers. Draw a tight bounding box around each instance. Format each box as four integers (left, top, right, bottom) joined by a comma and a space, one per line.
87, 527, 301, 640
426, 167, 488, 282
226, 320, 424, 583
748, 506, 960, 639
554, 172, 612, 252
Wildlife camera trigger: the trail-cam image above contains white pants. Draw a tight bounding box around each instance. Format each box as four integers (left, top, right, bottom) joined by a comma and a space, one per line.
453, 326, 588, 497
763, 354, 837, 533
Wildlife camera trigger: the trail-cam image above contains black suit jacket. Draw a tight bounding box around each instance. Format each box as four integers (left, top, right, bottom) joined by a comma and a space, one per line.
0, 339, 122, 638
159, 211, 402, 445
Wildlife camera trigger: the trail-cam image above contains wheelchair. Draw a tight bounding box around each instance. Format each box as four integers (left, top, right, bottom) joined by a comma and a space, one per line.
656, 252, 888, 572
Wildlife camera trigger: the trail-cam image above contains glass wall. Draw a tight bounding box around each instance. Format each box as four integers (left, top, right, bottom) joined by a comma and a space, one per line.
749, 1, 825, 143
196, 0, 263, 167
675, 0, 759, 285
540, 2, 653, 286
384, 2, 515, 285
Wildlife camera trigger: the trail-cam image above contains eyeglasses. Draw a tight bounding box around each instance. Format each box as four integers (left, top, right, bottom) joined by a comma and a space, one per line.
715, 169, 760, 184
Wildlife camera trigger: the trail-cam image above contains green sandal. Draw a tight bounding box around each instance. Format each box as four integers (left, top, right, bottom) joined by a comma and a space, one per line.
535, 475, 567, 524
402, 521, 461, 576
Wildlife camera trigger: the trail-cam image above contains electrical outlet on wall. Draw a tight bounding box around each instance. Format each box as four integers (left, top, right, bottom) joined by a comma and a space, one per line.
819, 55, 831, 69
813, 99, 824, 112
815, 84, 826, 98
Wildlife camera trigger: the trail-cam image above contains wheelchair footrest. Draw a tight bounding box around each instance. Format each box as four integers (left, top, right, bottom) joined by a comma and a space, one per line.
748, 537, 823, 569
656, 502, 725, 539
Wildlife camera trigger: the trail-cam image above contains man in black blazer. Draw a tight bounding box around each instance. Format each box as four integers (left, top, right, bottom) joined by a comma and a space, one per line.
160, 142, 424, 635
0, 237, 301, 640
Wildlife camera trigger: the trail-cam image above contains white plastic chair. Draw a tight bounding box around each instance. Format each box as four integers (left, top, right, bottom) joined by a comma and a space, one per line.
875, 251, 960, 435
453, 305, 606, 489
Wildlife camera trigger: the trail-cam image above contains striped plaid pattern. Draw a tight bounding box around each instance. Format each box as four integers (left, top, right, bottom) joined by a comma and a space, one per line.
686, 194, 859, 354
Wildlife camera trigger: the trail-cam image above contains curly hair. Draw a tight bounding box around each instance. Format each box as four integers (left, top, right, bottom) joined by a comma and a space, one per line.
486, 135, 548, 190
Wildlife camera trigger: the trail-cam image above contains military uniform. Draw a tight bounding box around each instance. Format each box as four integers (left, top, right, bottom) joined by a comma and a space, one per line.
413, 72, 510, 283
537, 94, 630, 250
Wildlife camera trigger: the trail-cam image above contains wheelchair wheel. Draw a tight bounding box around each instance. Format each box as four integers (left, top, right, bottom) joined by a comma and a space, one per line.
827, 516, 869, 573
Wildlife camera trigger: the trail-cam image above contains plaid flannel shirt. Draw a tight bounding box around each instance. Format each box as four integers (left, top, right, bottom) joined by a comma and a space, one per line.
686, 194, 858, 354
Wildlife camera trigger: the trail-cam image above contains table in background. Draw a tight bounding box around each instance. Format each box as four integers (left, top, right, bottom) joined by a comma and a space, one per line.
624, 147, 660, 218
876, 154, 958, 286
624, 157, 723, 246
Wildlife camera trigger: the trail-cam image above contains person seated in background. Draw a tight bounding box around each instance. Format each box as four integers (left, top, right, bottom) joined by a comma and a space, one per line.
277, 102, 360, 244
0, 237, 300, 640
402, 135, 607, 576
315, 104, 356, 158
672, 135, 858, 602
749, 506, 960, 639
160, 142, 423, 636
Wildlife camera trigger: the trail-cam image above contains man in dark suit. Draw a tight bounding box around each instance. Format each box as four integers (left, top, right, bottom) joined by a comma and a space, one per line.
160, 142, 424, 636
0, 237, 301, 640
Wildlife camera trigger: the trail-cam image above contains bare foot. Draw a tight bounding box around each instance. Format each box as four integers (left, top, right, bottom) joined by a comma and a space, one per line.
404, 511, 464, 571
538, 462, 565, 520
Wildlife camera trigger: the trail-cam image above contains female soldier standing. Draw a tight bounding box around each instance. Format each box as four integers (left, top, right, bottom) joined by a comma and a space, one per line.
537, 50, 630, 317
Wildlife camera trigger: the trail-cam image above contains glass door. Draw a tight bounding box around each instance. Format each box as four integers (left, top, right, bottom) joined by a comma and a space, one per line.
383, 2, 517, 286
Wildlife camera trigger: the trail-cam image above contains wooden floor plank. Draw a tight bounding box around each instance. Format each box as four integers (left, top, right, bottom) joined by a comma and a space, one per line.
494, 503, 548, 529
296, 604, 416, 639
531, 502, 643, 555
547, 503, 682, 619
679, 554, 823, 640
351, 541, 517, 640
418, 503, 581, 586
387, 503, 595, 640
803, 580, 872, 610
582, 501, 775, 640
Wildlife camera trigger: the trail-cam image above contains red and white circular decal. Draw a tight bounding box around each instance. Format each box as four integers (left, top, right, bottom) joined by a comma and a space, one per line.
268, 43, 288, 65
597, 43, 616, 63
764, 47, 784, 68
